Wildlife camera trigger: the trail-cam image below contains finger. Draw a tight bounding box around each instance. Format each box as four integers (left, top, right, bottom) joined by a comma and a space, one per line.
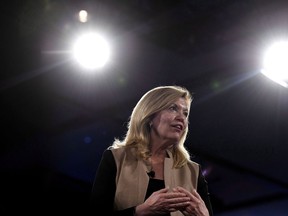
191, 189, 201, 199
174, 187, 200, 204
169, 200, 190, 209
156, 187, 170, 194
173, 187, 191, 197
166, 192, 188, 199
167, 195, 191, 204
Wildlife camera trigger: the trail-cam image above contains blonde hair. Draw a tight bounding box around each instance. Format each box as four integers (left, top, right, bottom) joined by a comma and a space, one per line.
111, 85, 193, 168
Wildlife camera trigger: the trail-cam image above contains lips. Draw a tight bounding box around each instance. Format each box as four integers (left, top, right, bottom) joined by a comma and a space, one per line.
171, 123, 183, 131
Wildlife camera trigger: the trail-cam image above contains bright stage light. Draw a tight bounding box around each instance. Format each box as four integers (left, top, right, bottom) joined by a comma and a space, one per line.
261, 41, 288, 88
73, 32, 110, 70
78, 10, 88, 23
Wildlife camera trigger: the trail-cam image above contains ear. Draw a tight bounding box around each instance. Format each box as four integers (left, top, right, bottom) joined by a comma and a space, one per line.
149, 122, 153, 128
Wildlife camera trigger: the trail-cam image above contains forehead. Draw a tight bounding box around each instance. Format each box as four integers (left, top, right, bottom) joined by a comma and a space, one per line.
171, 97, 189, 108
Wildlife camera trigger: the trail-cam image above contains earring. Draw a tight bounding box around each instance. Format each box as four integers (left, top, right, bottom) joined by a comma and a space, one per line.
149, 122, 153, 128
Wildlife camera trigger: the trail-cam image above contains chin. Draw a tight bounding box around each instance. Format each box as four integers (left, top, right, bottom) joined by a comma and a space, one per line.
169, 137, 180, 144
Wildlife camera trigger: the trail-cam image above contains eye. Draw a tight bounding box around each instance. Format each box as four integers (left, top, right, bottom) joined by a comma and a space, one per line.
183, 111, 188, 117
169, 104, 177, 111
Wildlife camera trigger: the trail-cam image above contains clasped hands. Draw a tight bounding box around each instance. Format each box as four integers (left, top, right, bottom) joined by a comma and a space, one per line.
135, 186, 209, 216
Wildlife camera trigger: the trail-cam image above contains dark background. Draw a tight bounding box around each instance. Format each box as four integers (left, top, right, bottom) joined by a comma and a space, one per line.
1, 0, 288, 215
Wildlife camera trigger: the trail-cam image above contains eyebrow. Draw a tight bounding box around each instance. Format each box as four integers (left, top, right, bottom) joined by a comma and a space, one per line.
171, 103, 188, 111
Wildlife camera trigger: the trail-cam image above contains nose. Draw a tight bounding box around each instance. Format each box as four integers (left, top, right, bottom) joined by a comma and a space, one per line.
176, 111, 186, 122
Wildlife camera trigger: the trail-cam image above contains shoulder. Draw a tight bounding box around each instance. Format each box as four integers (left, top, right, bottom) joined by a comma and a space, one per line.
187, 159, 200, 167
109, 146, 137, 161
109, 146, 126, 156
186, 159, 200, 175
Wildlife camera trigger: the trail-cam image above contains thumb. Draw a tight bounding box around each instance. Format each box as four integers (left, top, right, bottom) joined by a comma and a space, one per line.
157, 186, 170, 193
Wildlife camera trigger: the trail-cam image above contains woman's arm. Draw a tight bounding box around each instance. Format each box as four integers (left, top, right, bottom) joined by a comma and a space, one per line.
90, 149, 135, 216
197, 166, 214, 216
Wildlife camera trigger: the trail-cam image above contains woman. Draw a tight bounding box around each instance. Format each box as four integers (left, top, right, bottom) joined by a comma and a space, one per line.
90, 85, 213, 216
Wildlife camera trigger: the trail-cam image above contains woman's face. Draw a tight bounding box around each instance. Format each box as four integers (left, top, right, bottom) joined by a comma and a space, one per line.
150, 97, 189, 145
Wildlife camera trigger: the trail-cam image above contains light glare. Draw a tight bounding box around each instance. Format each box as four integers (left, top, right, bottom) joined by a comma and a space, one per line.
73, 33, 110, 70
79, 10, 88, 23
261, 41, 288, 88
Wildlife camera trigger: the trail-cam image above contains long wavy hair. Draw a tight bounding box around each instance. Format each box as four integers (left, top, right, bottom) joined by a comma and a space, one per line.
112, 85, 193, 168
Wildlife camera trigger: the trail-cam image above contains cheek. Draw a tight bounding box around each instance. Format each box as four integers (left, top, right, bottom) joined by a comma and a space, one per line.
160, 115, 173, 125
152, 115, 170, 129
184, 120, 188, 128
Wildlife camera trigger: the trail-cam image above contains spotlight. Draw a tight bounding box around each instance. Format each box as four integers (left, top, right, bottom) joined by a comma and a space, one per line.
261, 41, 288, 88
73, 32, 111, 70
